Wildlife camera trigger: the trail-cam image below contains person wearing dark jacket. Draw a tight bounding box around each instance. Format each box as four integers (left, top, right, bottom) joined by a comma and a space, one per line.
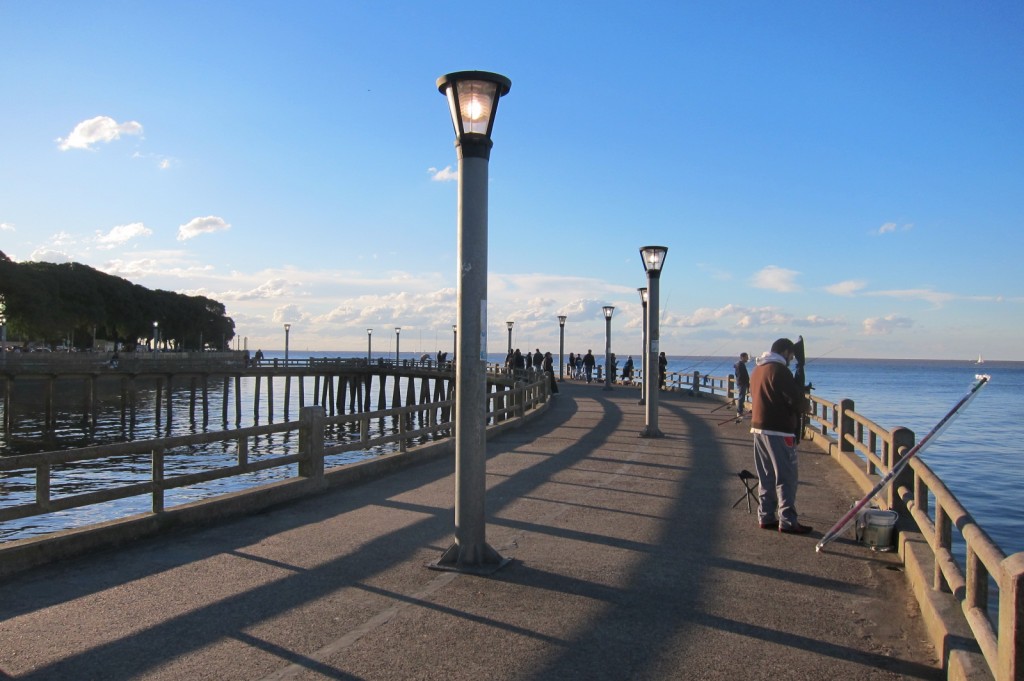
734, 352, 750, 417
583, 350, 595, 383
750, 338, 811, 534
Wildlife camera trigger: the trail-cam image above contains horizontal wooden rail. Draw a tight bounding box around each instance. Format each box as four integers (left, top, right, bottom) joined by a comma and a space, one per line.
807, 391, 1022, 681
0, 370, 550, 536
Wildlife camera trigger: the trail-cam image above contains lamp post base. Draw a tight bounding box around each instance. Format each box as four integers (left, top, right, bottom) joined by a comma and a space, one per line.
429, 541, 511, 576
639, 426, 664, 438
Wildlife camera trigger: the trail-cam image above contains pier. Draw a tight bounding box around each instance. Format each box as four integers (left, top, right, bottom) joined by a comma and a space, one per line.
0, 353, 464, 434
0, 382, 947, 680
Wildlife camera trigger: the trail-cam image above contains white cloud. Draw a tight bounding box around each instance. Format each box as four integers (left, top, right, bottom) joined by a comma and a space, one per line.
428, 166, 457, 182
218, 278, 296, 301
825, 279, 866, 296
132, 151, 175, 170
796, 314, 844, 327
29, 247, 72, 263
868, 288, 954, 307
57, 116, 143, 151
0, 222, 14, 232
750, 266, 801, 292
177, 216, 230, 241
875, 222, 913, 235
101, 253, 215, 279
95, 222, 152, 249
863, 314, 913, 335
273, 304, 309, 325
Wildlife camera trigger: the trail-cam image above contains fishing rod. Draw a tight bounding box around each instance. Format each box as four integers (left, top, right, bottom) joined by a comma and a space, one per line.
716, 412, 749, 426
815, 374, 991, 553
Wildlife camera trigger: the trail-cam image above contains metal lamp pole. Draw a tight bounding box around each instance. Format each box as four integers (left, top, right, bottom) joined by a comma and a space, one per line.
395, 327, 401, 364
0, 294, 7, 367
284, 323, 291, 363
506, 321, 514, 355
153, 321, 158, 353
557, 315, 566, 381
452, 324, 457, 362
433, 70, 512, 574
367, 328, 372, 361
602, 306, 615, 391
639, 246, 667, 438
638, 287, 648, 405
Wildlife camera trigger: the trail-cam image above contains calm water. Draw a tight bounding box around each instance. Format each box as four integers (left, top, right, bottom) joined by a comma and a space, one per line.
2, 352, 1021, 558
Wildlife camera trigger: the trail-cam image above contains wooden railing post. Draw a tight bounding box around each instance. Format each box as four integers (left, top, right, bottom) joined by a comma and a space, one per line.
889, 427, 915, 514
152, 446, 164, 513
838, 399, 855, 451
727, 374, 735, 401
298, 406, 325, 479
998, 552, 1024, 681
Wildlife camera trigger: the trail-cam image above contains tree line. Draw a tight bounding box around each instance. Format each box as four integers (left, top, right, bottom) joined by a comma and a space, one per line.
0, 251, 236, 351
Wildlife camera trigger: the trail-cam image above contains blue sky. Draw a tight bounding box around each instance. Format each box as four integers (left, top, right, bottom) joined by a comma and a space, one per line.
2, 1, 1021, 360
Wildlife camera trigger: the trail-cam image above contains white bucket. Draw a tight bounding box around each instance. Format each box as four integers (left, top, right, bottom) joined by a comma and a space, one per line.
856, 509, 898, 550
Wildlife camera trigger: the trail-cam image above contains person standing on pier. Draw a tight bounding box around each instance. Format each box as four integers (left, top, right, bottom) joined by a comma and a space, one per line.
750, 338, 812, 534
734, 352, 750, 417
583, 349, 595, 383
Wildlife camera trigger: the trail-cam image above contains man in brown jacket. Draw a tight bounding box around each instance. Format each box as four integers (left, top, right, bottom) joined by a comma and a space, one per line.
750, 338, 812, 534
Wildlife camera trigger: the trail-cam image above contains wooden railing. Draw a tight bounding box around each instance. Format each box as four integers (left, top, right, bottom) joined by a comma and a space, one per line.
0, 369, 551, 531
806, 392, 1023, 681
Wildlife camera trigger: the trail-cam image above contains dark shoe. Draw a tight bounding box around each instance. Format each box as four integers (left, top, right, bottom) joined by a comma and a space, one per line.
779, 523, 813, 535
759, 521, 778, 530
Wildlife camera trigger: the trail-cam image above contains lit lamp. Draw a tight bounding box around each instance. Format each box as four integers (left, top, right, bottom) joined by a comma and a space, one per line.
153, 321, 159, 353
284, 323, 291, 362
639, 246, 667, 438
506, 320, 514, 356
433, 70, 512, 574
638, 287, 648, 405
367, 328, 373, 361
602, 306, 615, 391
395, 327, 401, 364
557, 315, 567, 381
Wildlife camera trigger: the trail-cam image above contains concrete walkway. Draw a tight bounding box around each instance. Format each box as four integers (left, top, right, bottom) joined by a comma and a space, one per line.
0, 382, 941, 680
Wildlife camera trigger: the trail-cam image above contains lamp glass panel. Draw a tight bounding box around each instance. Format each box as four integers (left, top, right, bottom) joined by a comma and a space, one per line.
443, 85, 461, 135
640, 246, 667, 273
458, 80, 499, 135
603, 306, 615, 319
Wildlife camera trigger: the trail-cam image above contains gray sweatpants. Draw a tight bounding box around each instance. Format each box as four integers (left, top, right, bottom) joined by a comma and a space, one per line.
753, 432, 799, 528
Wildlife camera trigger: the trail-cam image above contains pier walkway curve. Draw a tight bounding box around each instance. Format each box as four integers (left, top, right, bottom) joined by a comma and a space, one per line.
0, 381, 941, 680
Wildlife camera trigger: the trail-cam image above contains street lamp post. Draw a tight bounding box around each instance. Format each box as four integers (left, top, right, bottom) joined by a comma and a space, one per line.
639, 246, 668, 438
506, 321, 514, 355
0, 294, 7, 367
395, 327, 401, 364
432, 69, 512, 574
638, 287, 648, 405
557, 315, 567, 381
367, 328, 373, 361
153, 321, 158, 353
602, 306, 615, 391
452, 324, 457, 362
284, 323, 291, 362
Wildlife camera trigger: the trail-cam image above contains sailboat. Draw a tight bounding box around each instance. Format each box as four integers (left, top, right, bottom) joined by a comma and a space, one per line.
975, 354, 985, 365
